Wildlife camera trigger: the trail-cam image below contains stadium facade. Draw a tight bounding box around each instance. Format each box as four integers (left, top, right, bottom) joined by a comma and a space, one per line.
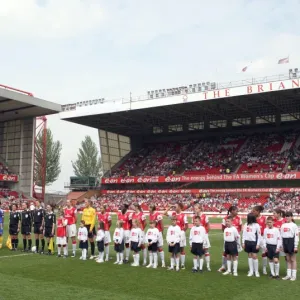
60, 70, 300, 195
0, 85, 61, 197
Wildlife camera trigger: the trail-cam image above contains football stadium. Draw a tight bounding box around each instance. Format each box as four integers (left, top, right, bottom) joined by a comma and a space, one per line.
1, 70, 300, 300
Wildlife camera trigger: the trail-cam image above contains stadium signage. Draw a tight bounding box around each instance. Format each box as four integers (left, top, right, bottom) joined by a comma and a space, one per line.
0, 174, 18, 182
102, 172, 300, 184
101, 188, 300, 194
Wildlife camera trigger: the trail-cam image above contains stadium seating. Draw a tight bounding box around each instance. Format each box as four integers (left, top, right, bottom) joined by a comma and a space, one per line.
105, 132, 298, 177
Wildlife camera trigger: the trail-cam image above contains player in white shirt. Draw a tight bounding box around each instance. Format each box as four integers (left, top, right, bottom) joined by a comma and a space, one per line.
242, 213, 261, 277
189, 216, 207, 273
129, 219, 143, 267
77, 220, 88, 260
280, 211, 299, 281
113, 220, 125, 265
263, 216, 281, 279
95, 222, 105, 263
223, 216, 240, 276
145, 220, 160, 269
166, 216, 181, 271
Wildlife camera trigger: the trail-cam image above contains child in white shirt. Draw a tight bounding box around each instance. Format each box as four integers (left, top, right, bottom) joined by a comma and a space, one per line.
113, 220, 124, 265
166, 216, 181, 271
77, 220, 88, 260
189, 216, 207, 273
129, 219, 142, 267
145, 220, 160, 269
96, 221, 105, 263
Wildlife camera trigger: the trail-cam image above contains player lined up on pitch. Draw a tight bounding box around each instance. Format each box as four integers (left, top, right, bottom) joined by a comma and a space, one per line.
1, 199, 299, 281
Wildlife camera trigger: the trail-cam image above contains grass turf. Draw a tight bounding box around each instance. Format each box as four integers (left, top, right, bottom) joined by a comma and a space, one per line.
0, 215, 299, 300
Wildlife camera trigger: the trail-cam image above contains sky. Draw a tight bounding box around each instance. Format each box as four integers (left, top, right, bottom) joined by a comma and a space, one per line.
1, 0, 300, 193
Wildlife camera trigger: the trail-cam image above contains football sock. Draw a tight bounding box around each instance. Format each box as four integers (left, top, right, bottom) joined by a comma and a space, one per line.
227, 260, 232, 273
292, 270, 297, 279
193, 258, 198, 269
120, 252, 124, 262
222, 255, 227, 268
253, 259, 259, 273
262, 256, 268, 270
175, 257, 180, 269
149, 252, 153, 265
23, 239, 27, 250
143, 248, 147, 264
135, 253, 140, 265
58, 246, 61, 255
91, 242, 95, 256
28, 239, 32, 250
180, 254, 185, 266
72, 241, 76, 254
159, 251, 165, 265
125, 247, 130, 260
199, 258, 204, 271
41, 239, 45, 251
15, 238, 19, 249
269, 262, 275, 276
105, 245, 110, 260
205, 253, 210, 269
63, 245, 67, 256
287, 269, 292, 277
274, 263, 280, 276
35, 239, 39, 252
116, 253, 120, 262
170, 257, 175, 268
233, 260, 238, 274
153, 253, 158, 267
248, 258, 253, 274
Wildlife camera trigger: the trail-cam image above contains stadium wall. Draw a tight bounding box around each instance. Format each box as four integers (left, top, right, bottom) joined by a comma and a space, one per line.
0, 118, 35, 196
98, 129, 133, 174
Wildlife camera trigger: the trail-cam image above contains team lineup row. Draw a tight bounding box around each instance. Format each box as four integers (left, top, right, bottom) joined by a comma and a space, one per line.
0, 199, 298, 281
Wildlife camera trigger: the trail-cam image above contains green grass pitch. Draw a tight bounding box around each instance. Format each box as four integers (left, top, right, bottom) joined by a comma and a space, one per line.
0, 214, 300, 300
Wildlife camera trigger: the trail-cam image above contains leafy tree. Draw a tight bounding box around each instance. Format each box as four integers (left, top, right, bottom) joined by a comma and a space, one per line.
72, 135, 102, 177
35, 128, 62, 186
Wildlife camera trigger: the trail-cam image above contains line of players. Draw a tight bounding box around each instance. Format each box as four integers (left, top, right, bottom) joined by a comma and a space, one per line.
1, 199, 299, 281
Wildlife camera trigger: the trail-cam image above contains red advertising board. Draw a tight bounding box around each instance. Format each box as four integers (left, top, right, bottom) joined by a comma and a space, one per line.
102, 172, 300, 184
101, 188, 300, 195
0, 174, 19, 182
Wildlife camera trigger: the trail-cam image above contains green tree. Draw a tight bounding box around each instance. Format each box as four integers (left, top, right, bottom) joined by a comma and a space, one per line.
35, 128, 62, 186
72, 135, 102, 177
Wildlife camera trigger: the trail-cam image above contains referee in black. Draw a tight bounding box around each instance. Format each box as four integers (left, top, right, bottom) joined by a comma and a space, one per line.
44, 205, 56, 255
32, 201, 45, 254
9, 204, 21, 251
21, 202, 32, 252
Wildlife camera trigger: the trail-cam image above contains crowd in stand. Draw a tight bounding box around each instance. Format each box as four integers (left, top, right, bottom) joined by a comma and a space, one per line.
105, 132, 299, 178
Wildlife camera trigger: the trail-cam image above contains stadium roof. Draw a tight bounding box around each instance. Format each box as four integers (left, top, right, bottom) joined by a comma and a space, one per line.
0, 84, 61, 122
60, 73, 300, 136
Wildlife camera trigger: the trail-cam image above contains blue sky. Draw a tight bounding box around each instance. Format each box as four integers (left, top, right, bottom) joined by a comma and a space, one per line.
0, 0, 300, 192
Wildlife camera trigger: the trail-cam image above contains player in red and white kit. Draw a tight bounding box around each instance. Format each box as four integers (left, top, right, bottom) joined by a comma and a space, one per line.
219, 206, 242, 272
149, 204, 165, 267
64, 200, 77, 257
131, 203, 147, 266
193, 204, 211, 271
252, 205, 267, 275
56, 211, 68, 258
117, 204, 131, 263
273, 208, 287, 261
97, 205, 112, 261
165, 202, 188, 269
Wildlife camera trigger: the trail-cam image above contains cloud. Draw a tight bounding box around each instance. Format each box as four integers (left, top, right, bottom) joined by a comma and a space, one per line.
1, 0, 300, 192
0, 0, 103, 38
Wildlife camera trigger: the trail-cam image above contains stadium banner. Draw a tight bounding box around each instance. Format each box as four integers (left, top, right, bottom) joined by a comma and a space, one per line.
0, 174, 18, 182
101, 187, 300, 194
102, 172, 300, 184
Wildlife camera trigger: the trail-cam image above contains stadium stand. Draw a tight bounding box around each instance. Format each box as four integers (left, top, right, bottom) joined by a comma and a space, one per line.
105, 132, 299, 178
